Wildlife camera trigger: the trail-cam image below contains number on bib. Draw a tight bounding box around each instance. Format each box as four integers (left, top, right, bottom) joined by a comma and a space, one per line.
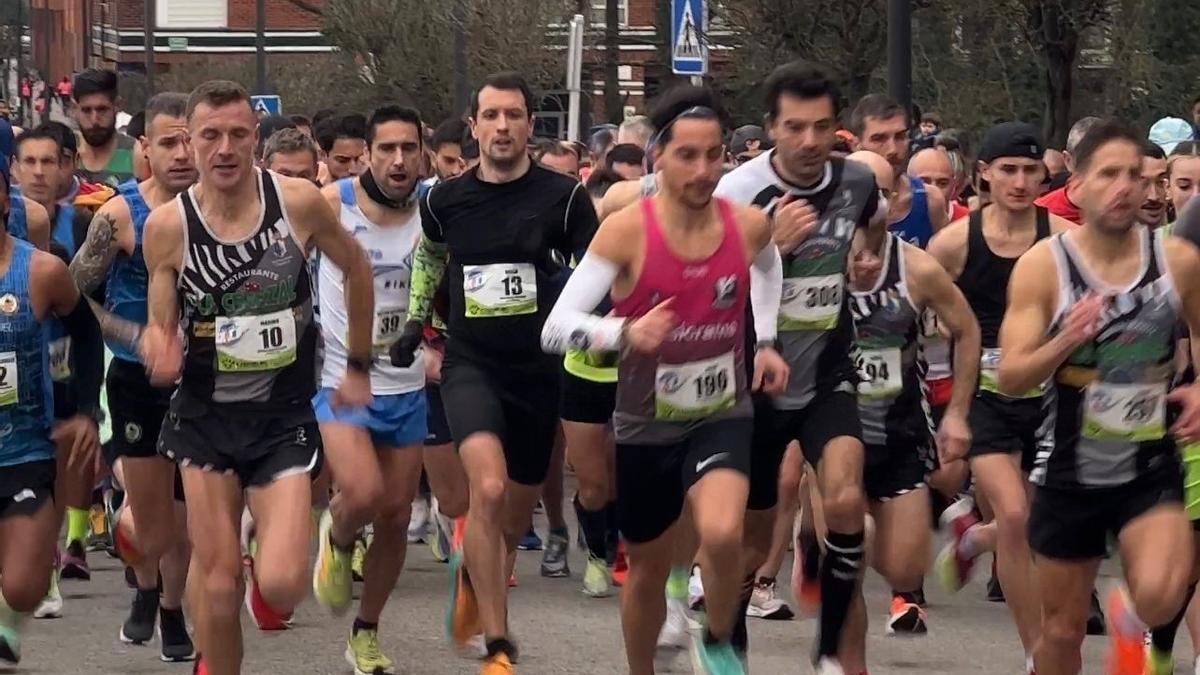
215, 308, 298, 373
1082, 382, 1167, 442
373, 308, 406, 356
978, 347, 1045, 399
0, 352, 17, 407
779, 274, 843, 331
463, 263, 537, 318
654, 351, 737, 420
856, 347, 903, 399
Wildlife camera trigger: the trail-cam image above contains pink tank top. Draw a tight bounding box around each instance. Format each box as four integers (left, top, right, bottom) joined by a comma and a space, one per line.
612, 198, 750, 440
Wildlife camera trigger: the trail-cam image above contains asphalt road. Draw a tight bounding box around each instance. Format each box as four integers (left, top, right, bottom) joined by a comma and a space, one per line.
17, 514, 1193, 675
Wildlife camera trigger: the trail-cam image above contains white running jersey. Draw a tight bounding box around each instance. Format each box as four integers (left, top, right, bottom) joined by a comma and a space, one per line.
320, 179, 424, 394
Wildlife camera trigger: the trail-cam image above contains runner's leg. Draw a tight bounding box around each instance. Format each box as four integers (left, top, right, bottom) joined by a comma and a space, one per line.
688, 468, 749, 641
358, 444, 424, 624
1033, 556, 1100, 675
815, 436, 867, 661
245, 474, 312, 616
623, 525, 680, 675
0, 500, 57, 612
459, 431, 514, 639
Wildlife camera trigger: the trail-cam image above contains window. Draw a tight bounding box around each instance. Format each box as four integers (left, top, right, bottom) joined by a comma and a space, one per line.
589, 0, 628, 27
156, 0, 228, 29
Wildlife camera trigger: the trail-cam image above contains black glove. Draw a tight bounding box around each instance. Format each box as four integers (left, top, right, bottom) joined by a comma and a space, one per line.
389, 320, 425, 368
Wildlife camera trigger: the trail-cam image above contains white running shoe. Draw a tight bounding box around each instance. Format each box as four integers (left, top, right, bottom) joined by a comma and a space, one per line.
688, 565, 705, 610
746, 580, 794, 620
407, 497, 430, 543
33, 568, 62, 619
812, 656, 845, 675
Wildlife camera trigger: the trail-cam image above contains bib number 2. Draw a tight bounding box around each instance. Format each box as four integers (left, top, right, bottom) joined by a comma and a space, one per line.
0, 352, 17, 407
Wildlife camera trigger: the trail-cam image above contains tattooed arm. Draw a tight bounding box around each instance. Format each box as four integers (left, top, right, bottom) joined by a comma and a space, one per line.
69, 202, 143, 353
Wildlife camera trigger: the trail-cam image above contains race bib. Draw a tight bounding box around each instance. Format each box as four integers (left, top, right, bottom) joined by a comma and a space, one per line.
215, 308, 298, 373
779, 274, 843, 331
463, 263, 537, 318
856, 347, 903, 399
48, 337, 71, 382
1082, 381, 1167, 442
978, 347, 1045, 399
0, 352, 17, 407
373, 307, 406, 356
654, 351, 737, 421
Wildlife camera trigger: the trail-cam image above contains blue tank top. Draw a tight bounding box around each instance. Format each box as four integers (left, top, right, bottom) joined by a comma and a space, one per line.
51, 201, 77, 257
104, 180, 150, 362
0, 238, 55, 466
890, 176, 933, 249
7, 188, 26, 241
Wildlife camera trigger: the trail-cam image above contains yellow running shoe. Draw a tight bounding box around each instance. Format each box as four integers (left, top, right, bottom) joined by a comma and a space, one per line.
344, 627, 395, 675
312, 510, 352, 615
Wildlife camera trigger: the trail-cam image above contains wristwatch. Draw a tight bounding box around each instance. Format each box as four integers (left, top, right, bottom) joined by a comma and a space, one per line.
754, 339, 778, 352
347, 355, 372, 374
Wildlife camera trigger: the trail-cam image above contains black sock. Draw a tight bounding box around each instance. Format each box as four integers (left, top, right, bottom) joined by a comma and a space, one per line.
1151, 583, 1197, 653
573, 494, 608, 561
352, 617, 378, 636
485, 637, 516, 659
818, 529, 864, 658
604, 501, 620, 565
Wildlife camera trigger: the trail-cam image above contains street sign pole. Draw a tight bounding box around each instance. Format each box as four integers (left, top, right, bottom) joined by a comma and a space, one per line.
566, 14, 584, 142
670, 0, 708, 78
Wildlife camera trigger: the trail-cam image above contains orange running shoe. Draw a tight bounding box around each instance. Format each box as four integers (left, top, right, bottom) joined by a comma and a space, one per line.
1105, 586, 1145, 675
612, 541, 628, 587
445, 550, 482, 647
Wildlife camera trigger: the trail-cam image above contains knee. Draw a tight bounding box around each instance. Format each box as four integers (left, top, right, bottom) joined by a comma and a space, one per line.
1042, 612, 1086, 652
3, 572, 49, 613
1131, 568, 1190, 626
576, 479, 609, 511
374, 500, 414, 539
698, 513, 743, 560
822, 482, 866, 530
779, 463, 802, 498
875, 554, 926, 590
202, 566, 243, 617
135, 519, 177, 560
992, 500, 1029, 541
626, 553, 671, 590
339, 477, 384, 525
255, 562, 309, 612
437, 492, 468, 520
470, 476, 507, 518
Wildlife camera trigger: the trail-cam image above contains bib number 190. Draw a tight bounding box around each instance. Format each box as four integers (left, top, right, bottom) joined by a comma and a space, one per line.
694, 369, 729, 399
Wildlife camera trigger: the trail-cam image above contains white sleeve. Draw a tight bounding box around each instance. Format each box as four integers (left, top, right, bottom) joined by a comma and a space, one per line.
541, 253, 625, 354
750, 241, 782, 344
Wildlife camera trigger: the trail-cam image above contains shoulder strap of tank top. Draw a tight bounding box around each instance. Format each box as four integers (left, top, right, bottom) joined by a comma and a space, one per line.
888, 234, 905, 290
337, 178, 356, 207
118, 180, 150, 247
1147, 226, 1165, 280
260, 170, 284, 229
178, 185, 202, 233
909, 175, 926, 197
639, 197, 665, 254
967, 207, 986, 263
715, 198, 739, 243
1034, 206, 1050, 240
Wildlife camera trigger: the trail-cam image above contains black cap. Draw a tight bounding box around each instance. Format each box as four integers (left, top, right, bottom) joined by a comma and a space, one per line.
978, 122, 1044, 163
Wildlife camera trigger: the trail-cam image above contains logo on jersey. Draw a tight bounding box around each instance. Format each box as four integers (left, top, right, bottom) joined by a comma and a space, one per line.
712, 275, 737, 309
125, 423, 143, 443
465, 270, 486, 293
0, 294, 18, 316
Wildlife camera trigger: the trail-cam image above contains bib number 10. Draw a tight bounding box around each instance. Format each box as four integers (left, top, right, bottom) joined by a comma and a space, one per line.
259, 326, 285, 350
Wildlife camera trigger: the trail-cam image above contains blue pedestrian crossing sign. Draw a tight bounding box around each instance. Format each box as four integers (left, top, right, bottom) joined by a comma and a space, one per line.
671, 0, 707, 75
251, 95, 282, 116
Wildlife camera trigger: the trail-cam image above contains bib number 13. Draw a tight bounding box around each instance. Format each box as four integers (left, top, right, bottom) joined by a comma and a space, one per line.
501, 274, 523, 297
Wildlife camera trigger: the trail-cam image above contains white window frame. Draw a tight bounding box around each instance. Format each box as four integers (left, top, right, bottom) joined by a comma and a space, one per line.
589, 0, 628, 27
156, 0, 229, 29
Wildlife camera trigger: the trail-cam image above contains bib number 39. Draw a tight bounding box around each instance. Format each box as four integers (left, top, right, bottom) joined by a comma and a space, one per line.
654, 351, 737, 421
0, 352, 17, 407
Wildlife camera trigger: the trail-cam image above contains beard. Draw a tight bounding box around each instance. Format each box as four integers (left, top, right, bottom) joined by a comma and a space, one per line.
81, 125, 116, 148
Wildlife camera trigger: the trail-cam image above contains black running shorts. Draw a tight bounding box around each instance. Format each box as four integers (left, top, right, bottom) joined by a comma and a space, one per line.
439, 354, 559, 487
1029, 464, 1184, 560
158, 401, 321, 489
616, 417, 753, 544
864, 440, 931, 502
105, 358, 172, 461
0, 459, 55, 519
559, 367, 616, 425
966, 391, 1048, 473
748, 390, 863, 511
424, 383, 453, 447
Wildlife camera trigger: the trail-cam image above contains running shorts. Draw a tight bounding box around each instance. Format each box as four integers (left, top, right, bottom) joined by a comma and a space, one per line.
105, 358, 172, 461
1029, 463, 1183, 560
0, 459, 55, 519
158, 401, 321, 489
864, 440, 931, 502
616, 417, 752, 544
312, 388, 428, 449
748, 389, 863, 511
560, 367, 617, 425
424, 383, 453, 447
440, 354, 559, 487
966, 391, 1048, 472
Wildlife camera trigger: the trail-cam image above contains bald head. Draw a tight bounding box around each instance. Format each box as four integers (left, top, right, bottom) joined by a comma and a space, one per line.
848, 150, 893, 193
1043, 148, 1067, 176
907, 147, 953, 196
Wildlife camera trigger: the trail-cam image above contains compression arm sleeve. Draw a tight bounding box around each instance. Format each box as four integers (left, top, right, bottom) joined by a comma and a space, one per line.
406, 234, 448, 325
750, 242, 783, 344
61, 295, 104, 413
541, 253, 624, 354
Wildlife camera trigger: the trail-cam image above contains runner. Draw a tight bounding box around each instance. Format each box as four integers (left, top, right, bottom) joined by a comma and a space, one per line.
714, 61, 879, 673
908, 148, 969, 224
1035, 117, 1102, 225
310, 104, 431, 675
390, 71, 600, 674
0, 161, 104, 664
999, 119, 1200, 675
139, 80, 374, 675
1168, 142, 1200, 219
71, 69, 136, 188
262, 128, 321, 184
541, 83, 789, 675
849, 94, 948, 247
4, 166, 50, 250
928, 122, 1073, 674
67, 92, 196, 661
840, 150, 979, 655
315, 114, 368, 184
1138, 143, 1169, 229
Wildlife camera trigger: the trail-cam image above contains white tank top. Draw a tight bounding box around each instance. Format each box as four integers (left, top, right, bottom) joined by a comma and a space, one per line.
319, 179, 425, 395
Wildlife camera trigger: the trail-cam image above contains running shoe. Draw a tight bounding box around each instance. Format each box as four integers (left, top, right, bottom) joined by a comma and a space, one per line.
120, 588, 159, 644
792, 547, 821, 617
658, 597, 694, 651
1193, 653, 1200, 675
540, 531, 570, 578
986, 560, 1004, 602
430, 508, 453, 564
1106, 586, 1146, 675
408, 498, 430, 544
159, 607, 195, 662
60, 540, 91, 580
33, 565, 63, 619
445, 550, 482, 648
345, 627, 395, 675
124, 565, 137, 589
480, 651, 514, 674
581, 555, 612, 598
812, 656, 845, 675
192, 655, 209, 675
87, 503, 113, 553
351, 535, 367, 583
312, 510, 353, 615
689, 634, 745, 675
0, 597, 23, 664
746, 579, 794, 620
612, 541, 628, 587
1145, 644, 1173, 675
885, 595, 928, 636
244, 554, 291, 631
1088, 589, 1107, 636
517, 528, 543, 551
689, 566, 706, 611
933, 496, 981, 592
508, 570, 518, 588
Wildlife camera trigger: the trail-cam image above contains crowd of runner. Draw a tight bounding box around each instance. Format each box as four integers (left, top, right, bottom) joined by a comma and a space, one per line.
5, 59, 1200, 675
